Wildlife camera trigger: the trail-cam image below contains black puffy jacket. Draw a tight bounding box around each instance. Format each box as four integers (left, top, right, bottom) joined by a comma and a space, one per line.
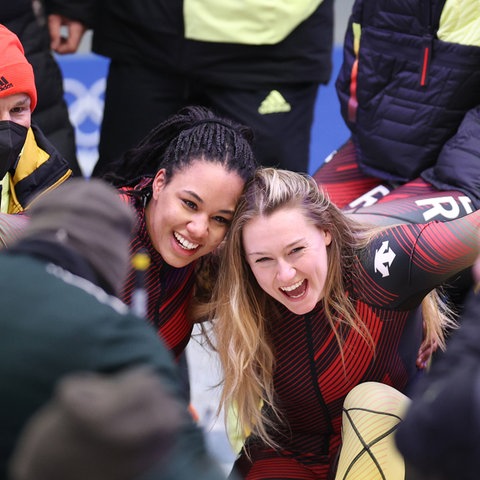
336, 0, 480, 207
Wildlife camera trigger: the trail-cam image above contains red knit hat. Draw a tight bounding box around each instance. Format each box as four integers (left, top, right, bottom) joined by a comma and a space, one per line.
0, 24, 37, 111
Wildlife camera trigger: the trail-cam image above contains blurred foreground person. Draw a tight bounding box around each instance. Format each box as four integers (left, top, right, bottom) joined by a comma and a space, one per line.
396, 240, 480, 480
0, 179, 227, 480
9, 367, 182, 480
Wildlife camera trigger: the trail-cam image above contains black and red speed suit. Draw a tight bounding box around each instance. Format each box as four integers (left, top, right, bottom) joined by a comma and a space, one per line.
119, 189, 195, 359
232, 209, 480, 479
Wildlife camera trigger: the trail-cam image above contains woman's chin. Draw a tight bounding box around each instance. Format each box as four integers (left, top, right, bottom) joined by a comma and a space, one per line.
280, 293, 317, 315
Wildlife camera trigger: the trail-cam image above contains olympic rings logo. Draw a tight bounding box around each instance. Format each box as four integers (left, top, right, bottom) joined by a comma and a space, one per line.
63, 77, 106, 149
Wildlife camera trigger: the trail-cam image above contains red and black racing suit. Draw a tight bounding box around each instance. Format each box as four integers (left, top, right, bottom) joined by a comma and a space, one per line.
120, 190, 195, 359
232, 209, 480, 479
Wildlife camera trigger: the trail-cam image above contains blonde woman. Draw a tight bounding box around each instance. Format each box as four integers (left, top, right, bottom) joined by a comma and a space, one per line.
206, 168, 480, 479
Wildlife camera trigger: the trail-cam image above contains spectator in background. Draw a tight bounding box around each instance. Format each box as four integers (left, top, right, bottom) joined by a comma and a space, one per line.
2, 0, 84, 176
46, 0, 333, 176
312, 1, 480, 352
313, 1, 480, 215
0, 178, 228, 480
0, 23, 71, 213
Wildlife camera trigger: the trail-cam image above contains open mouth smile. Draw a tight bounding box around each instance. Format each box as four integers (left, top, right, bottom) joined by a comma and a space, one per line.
174, 232, 200, 251
279, 279, 307, 299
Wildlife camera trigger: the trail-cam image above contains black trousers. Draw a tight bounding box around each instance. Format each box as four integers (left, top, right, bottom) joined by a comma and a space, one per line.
92, 60, 319, 177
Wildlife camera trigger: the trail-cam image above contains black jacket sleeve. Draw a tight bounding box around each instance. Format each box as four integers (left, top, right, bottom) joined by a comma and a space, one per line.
422, 105, 480, 209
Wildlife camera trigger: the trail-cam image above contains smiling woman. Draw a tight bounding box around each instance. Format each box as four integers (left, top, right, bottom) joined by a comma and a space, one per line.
204, 167, 480, 479
243, 206, 332, 315
104, 105, 257, 359
146, 160, 244, 269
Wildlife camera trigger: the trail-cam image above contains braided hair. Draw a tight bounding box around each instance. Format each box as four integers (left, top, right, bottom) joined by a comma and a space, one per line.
107, 106, 257, 201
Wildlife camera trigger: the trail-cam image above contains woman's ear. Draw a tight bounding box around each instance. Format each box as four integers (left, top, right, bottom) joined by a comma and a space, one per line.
152, 169, 167, 199
324, 230, 332, 247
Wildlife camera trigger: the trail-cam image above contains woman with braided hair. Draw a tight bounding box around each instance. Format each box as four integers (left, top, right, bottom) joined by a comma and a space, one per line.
105, 105, 257, 359
203, 167, 480, 479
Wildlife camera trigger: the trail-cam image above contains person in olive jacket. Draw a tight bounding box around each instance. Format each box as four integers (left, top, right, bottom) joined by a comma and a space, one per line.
0, 178, 228, 480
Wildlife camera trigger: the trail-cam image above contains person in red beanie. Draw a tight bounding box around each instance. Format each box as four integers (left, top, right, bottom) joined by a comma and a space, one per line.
1, 1, 84, 177
0, 23, 71, 214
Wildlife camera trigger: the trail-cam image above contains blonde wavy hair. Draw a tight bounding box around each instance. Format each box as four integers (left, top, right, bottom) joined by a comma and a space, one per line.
205, 167, 453, 449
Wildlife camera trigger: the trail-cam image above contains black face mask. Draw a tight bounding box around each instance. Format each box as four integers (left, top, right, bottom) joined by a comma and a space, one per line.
0, 120, 28, 180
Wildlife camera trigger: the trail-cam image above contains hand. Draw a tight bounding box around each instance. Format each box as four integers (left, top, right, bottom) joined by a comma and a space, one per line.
48, 14, 87, 54
416, 336, 438, 370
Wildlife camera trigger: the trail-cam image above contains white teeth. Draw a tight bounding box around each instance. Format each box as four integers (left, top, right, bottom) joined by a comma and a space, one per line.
280, 280, 303, 292
174, 232, 199, 250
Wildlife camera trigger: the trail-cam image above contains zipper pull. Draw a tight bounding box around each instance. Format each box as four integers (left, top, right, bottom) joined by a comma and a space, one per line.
420, 34, 433, 87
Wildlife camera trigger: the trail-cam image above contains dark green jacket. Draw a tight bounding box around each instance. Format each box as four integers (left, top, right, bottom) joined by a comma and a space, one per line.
0, 251, 226, 480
